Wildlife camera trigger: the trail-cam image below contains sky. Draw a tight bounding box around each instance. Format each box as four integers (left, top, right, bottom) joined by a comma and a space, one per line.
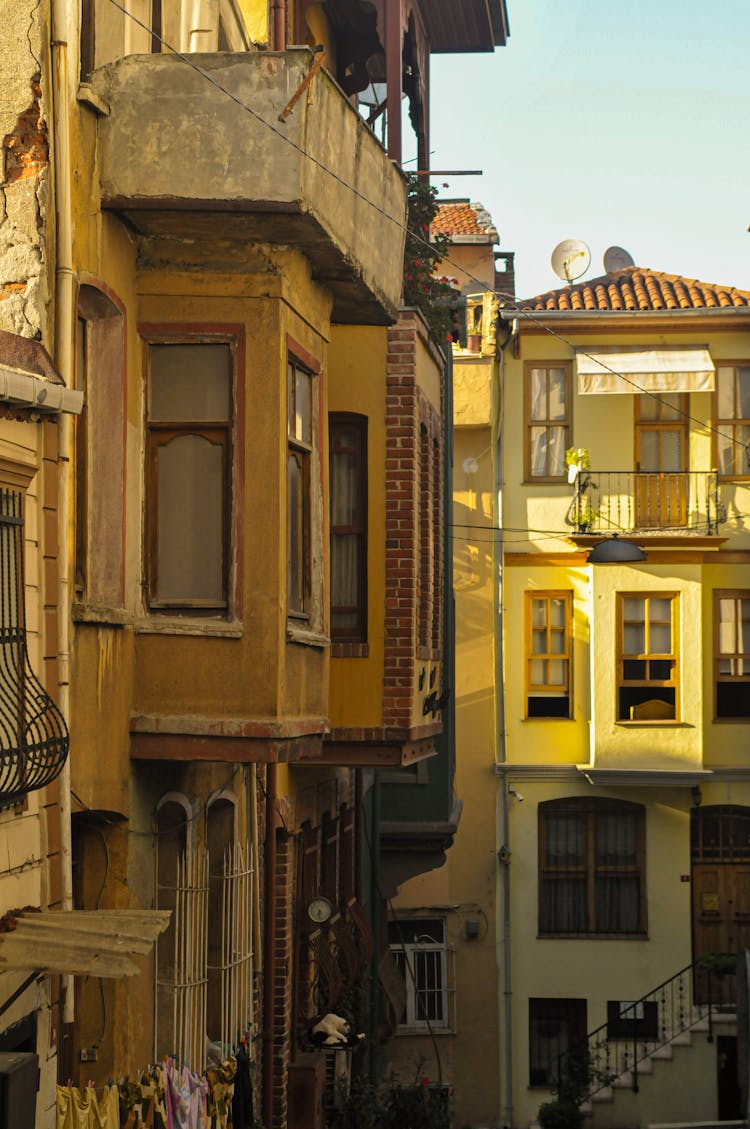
423, 0, 750, 301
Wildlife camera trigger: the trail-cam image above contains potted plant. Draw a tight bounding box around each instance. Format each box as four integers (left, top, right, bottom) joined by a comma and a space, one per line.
565, 447, 591, 485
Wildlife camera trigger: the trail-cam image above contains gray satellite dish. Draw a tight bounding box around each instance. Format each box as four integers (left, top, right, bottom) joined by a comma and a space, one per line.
603, 245, 635, 273
551, 239, 591, 283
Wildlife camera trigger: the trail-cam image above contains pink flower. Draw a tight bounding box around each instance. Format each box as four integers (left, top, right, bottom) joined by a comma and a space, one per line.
421, 1076, 430, 1087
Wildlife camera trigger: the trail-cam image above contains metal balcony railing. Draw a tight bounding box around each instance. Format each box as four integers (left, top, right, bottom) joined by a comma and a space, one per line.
568, 471, 722, 535
552, 957, 735, 1102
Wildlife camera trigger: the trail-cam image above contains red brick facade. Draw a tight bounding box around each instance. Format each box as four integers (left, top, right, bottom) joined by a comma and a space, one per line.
384, 311, 445, 728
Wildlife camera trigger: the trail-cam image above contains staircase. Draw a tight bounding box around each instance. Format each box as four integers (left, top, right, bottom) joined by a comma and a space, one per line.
553, 960, 738, 1128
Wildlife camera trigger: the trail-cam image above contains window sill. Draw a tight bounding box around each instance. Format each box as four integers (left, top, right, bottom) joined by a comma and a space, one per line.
331, 642, 369, 658
523, 716, 574, 722
713, 717, 750, 724
615, 721, 691, 728
538, 933, 648, 941
394, 1026, 454, 1037
287, 623, 330, 648
73, 602, 129, 626
134, 616, 243, 638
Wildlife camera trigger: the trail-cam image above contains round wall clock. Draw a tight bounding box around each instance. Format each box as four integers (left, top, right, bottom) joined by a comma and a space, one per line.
307, 895, 333, 924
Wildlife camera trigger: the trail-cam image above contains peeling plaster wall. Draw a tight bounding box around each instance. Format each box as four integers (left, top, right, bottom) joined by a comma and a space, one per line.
0, 0, 50, 339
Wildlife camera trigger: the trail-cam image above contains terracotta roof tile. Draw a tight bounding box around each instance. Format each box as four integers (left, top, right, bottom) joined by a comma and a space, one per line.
432, 201, 498, 240
517, 267, 750, 313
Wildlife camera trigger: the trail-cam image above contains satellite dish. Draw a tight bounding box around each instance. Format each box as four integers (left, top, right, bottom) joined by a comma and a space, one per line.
551, 239, 591, 283
603, 245, 635, 273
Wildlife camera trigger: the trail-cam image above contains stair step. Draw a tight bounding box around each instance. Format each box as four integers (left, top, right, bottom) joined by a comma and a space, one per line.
649, 1043, 674, 1059
670, 1031, 692, 1045
591, 1087, 613, 1103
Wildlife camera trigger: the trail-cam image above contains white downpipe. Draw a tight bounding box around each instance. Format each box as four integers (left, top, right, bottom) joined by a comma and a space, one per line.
51, 0, 76, 1025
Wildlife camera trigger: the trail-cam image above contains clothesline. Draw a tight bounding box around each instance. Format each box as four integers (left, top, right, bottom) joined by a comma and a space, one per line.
56, 1051, 252, 1129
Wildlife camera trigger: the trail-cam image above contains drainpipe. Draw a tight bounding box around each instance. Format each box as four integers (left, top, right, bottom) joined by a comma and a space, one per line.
249, 765, 262, 1023
493, 342, 513, 1129
271, 0, 286, 50
51, 0, 76, 1026
262, 763, 278, 1129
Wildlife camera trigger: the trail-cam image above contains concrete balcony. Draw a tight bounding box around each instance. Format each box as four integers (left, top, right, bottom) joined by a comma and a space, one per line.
90, 49, 407, 324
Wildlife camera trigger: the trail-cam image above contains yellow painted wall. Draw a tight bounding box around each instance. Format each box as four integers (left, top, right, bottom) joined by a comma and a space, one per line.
327, 325, 387, 728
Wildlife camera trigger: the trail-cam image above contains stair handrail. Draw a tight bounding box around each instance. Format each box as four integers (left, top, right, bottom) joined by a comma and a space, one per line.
554, 956, 734, 1103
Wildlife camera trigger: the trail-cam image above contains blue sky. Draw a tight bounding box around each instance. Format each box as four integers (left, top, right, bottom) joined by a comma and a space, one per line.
424, 0, 750, 300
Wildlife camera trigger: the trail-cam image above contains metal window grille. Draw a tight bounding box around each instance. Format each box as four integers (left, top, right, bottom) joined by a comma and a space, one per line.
207, 840, 254, 1050
156, 849, 208, 1068
389, 921, 456, 1031
0, 487, 68, 803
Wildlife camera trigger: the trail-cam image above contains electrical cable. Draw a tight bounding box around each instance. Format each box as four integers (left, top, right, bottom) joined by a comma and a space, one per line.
105, 0, 750, 466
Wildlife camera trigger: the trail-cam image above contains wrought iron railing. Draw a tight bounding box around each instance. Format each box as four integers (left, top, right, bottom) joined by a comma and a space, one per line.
554, 957, 735, 1102
567, 471, 722, 535
0, 488, 69, 803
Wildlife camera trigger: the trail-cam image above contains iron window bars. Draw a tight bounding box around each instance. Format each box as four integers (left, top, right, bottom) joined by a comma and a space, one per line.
0, 487, 69, 803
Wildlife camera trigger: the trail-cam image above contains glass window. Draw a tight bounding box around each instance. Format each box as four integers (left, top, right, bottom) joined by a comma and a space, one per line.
287, 358, 314, 617
715, 365, 750, 477
539, 799, 646, 936
525, 365, 571, 480
388, 918, 452, 1030
618, 593, 677, 720
526, 592, 572, 718
715, 591, 750, 719
329, 415, 367, 641
529, 998, 587, 1087
146, 341, 232, 611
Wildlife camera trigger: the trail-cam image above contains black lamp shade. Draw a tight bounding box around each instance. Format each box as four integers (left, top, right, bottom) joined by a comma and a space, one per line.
587, 534, 647, 564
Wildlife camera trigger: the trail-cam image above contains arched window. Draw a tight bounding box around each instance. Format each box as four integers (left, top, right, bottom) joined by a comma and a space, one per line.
539, 797, 646, 936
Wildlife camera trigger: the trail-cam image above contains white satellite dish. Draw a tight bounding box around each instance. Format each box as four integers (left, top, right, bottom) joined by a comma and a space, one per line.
603, 245, 636, 273
551, 239, 591, 283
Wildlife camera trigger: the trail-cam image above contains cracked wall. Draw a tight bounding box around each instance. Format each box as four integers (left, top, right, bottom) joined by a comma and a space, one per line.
0, 0, 50, 339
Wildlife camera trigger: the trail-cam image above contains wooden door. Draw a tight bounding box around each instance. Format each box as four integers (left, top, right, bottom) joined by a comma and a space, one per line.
635, 394, 688, 527
691, 806, 750, 1006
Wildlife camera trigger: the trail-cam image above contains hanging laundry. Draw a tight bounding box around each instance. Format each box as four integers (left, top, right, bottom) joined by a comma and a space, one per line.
56, 1083, 120, 1129
165, 1058, 209, 1129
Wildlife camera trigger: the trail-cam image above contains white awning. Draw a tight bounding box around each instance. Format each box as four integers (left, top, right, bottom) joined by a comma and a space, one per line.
576, 347, 715, 394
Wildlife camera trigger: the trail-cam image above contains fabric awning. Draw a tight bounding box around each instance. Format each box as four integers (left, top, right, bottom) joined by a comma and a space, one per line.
0, 909, 171, 977
576, 347, 715, 394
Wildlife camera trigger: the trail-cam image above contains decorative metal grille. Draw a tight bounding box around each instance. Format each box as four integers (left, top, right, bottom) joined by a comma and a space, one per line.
207, 840, 254, 1051
0, 487, 69, 802
156, 849, 209, 1068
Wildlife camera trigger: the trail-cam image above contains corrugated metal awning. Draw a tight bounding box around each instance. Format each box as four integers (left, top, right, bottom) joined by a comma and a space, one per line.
0, 910, 171, 977
576, 347, 715, 394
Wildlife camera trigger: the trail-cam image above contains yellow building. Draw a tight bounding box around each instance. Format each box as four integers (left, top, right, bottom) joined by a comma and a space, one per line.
387, 201, 506, 1126
501, 267, 750, 1128
0, 0, 509, 1125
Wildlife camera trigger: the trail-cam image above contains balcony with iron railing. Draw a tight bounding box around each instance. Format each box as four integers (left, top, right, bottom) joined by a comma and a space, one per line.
567, 471, 724, 537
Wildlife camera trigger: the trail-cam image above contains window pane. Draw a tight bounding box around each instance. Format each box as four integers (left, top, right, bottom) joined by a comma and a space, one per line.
531, 629, 547, 655
331, 534, 357, 608
595, 877, 640, 932
639, 396, 658, 421
547, 659, 566, 687
649, 624, 671, 654
157, 435, 224, 602
659, 394, 681, 421
287, 453, 302, 611
548, 369, 566, 420
549, 599, 565, 628
549, 629, 565, 655
624, 624, 645, 654
717, 367, 734, 419
151, 344, 230, 422
547, 426, 566, 477
596, 813, 636, 865
331, 452, 356, 525
295, 368, 311, 443
530, 658, 546, 685
544, 813, 585, 867
530, 426, 547, 476
739, 367, 750, 418
530, 369, 546, 420
623, 597, 644, 623
717, 432, 735, 475
531, 599, 547, 628
661, 430, 682, 472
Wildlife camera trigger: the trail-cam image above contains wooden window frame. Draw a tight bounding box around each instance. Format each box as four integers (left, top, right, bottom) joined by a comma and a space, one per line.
714, 362, 750, 481
329, 413, 367, 643
524, 591, 573, 720
523, 362, 572, 483
714, 589, 750, 721
616, 592, 679, 723
538, 798, 647, 938
287, 355, 316, 621
142, 331, 237, 616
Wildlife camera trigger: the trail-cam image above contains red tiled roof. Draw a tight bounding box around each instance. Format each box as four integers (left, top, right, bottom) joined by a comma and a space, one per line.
517, 267, 750, 313
433, 201, 498, 240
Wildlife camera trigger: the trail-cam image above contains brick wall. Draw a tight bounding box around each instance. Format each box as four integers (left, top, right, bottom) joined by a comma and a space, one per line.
384, 311, 445, 728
